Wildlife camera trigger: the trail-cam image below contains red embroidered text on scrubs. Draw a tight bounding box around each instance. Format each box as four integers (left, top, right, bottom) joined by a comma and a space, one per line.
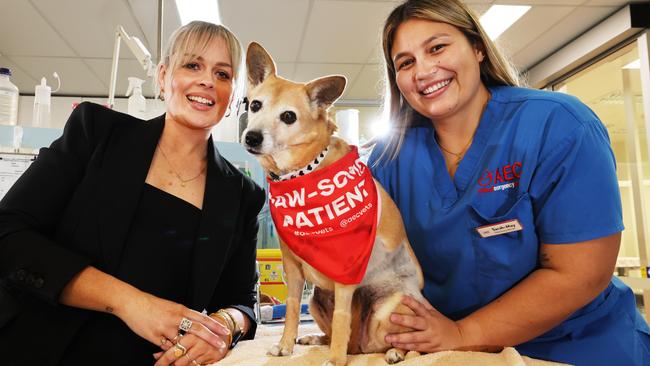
267, 146, 378, 284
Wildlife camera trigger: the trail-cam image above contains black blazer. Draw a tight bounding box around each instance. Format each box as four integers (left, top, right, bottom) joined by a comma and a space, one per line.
0, 102, 265, 365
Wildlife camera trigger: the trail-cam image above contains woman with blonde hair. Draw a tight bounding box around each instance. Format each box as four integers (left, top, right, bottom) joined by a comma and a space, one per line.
369, 1, 650, 365
0, 21, 264, 366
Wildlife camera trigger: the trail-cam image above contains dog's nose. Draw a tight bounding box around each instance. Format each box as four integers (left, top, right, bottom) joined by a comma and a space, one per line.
245, 130, 264, 147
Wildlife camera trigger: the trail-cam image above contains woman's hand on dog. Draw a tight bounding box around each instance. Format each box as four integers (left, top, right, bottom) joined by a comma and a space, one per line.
385, 295, 465, 353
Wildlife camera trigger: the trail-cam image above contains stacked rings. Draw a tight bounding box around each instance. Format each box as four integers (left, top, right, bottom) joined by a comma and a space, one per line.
179, 317, 193, 335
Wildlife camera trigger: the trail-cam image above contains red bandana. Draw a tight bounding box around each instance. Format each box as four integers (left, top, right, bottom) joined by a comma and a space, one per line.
267, 146, 378, 285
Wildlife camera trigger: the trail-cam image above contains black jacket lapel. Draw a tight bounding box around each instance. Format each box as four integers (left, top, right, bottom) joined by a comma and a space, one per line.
190, 137, 242, 309
97, 115, 164, 274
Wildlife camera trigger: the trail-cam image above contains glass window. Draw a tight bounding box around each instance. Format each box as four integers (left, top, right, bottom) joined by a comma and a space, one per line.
553, 41, 650, 316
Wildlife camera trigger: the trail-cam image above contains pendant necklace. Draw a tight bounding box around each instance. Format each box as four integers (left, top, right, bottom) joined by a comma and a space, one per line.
158, 145, 206, 187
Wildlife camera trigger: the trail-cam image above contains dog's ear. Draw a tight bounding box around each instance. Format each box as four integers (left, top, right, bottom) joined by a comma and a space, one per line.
247, 42, 276, 88
306, 75, 346, 109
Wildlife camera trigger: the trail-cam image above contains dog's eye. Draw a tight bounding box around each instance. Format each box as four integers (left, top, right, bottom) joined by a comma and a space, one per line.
280, 111, 297, 124
250, 100, 262, 113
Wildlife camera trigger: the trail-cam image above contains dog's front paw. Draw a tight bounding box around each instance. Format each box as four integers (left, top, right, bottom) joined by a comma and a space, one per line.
267, 342, 294, 356
297, 333, 330, 345
385, 348, 406, 364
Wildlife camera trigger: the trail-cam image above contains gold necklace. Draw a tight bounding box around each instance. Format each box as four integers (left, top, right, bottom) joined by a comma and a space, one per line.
437, 136, 473, 168
437, 92, 491, 174
158, 144, 206, 187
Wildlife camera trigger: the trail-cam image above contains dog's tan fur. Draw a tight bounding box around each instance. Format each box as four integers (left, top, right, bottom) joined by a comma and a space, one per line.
242, 42, 424, 366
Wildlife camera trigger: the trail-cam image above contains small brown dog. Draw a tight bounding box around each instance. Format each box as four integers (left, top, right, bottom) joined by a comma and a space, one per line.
242, 42, 424, 366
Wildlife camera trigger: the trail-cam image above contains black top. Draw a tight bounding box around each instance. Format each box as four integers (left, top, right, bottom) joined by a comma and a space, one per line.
60, 184, 201, 365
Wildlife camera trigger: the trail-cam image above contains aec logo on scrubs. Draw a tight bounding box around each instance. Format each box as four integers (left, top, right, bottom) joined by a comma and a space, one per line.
477, 162, 522, 193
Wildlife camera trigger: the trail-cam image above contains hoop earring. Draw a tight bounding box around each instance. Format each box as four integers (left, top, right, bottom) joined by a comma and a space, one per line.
224, 105, 232, 118
159, 89, 165, 101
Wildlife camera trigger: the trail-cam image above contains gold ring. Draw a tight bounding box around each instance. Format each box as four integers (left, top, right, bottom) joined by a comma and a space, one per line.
173, 342, 187, 357
184, 354, 199, 365
171, 333, 181, 344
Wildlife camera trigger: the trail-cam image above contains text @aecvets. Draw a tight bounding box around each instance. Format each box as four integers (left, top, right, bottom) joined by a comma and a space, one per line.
339, 202, 373, 228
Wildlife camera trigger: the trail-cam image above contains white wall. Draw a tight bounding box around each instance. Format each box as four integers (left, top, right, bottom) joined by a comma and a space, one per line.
14, 95, 240, 142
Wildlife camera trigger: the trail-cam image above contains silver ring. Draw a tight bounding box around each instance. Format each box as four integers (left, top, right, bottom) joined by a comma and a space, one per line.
179, 317, 193, 335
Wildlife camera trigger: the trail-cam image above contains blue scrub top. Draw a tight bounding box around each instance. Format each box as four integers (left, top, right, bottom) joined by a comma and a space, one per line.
369, 86, 650, 366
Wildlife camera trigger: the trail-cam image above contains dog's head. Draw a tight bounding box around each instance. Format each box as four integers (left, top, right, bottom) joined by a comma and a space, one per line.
241, 42, 346, 174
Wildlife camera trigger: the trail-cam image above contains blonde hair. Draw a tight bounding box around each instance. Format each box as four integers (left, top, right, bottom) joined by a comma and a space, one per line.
375, 0, 521, 164
157, 21, 244, 108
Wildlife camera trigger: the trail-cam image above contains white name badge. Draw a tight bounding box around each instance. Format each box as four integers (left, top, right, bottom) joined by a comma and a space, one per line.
476, 219, 523, 238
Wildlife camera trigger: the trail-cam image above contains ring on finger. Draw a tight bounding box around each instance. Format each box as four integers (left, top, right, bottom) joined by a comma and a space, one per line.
184, 354, 201, 365
160, 337, 168, 346
179, 317, 193, 335
171, 333, 182, 344
173, 341, 187, 358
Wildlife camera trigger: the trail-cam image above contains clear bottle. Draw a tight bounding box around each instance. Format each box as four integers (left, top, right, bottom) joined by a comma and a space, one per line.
32, 77, 51, 127
0, 67, 19, 125
126, 77, 146, 119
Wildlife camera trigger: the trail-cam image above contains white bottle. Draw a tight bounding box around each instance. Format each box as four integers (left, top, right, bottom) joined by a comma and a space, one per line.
0, 67, 19, 125
126, 77, 146, 119
33, 77, 51, 127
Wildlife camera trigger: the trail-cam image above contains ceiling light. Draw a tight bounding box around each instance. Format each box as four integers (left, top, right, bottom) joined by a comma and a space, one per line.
175, 0, 221, 25
623, 59, 640, 69
480, 5, 531, 40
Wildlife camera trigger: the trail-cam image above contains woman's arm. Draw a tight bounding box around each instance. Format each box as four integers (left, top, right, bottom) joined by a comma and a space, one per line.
60, 265, 230, 350
0, 103, 98, 304
386, 233, 620, 352
458, 233, 620, 349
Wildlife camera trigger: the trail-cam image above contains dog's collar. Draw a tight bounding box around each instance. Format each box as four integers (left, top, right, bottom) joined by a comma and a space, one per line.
269, 146, 330, 181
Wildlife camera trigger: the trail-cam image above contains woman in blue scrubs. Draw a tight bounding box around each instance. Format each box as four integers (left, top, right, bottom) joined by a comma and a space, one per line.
369, 1, 650, 365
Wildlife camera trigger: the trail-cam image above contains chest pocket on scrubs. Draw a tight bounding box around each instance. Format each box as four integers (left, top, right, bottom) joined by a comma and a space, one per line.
467, 193, 537, 301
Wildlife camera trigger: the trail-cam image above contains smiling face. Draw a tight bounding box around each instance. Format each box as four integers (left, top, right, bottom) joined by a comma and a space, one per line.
391, 18, 485, 122
158, 36, 234, 131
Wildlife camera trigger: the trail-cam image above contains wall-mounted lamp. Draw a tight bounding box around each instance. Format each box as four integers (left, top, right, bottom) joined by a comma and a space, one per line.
107, 26, 156, 108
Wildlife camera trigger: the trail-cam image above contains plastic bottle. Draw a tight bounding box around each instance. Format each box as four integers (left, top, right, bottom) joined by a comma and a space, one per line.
126, 77, 146, 119
0, 67, 19, 125
32, 77, 51, 127
12, 125, 23, 151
